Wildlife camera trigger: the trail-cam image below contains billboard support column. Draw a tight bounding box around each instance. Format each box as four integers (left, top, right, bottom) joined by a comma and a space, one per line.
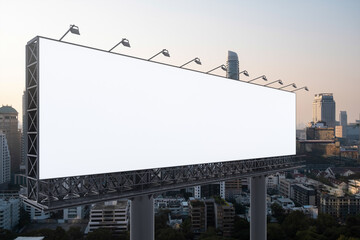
130, 195, 154, 240
250, 175, 267, 240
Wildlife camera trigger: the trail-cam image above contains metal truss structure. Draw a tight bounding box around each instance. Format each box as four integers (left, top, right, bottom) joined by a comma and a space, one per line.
22, 37, 305, 211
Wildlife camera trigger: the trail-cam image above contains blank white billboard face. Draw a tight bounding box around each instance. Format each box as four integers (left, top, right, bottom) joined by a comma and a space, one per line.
38, 37, 295, 179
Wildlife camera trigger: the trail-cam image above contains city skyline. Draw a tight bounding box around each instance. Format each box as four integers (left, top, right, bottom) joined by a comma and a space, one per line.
0, 0, 359, 127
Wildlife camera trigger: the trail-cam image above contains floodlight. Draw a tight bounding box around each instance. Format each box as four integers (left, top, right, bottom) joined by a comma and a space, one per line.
148, 49, 170, 61
279, 83, 297, 89
292, 86, 309, 92
59, 24, 80, 41
180, 57, 202, 68
109, 38, 131, 52
248, 75, 267, 83
265, 79, 283, 86
206, 64, 227, 74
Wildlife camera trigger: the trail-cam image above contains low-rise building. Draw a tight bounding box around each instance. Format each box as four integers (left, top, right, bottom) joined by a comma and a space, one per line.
189, 200, 206, 235
23, 202, 50, 221
189, 198, 235, 237
292, 184, 316, 206
274, 198, 295, 210
320, 194, 360, 220
86, 200, 129, 235
279, 179, 295, 198
214, 199, 235, 237
267, 172, 285, 190
348, 180, 360, 195
63, 206, 85, 221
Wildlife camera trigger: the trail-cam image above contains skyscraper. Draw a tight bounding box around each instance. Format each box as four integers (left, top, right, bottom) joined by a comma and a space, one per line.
226, 51, 239, 80
0, 105, 21, 178
312, 93, 336, 127
0, 133, 11, 185
340, 111, 347, 128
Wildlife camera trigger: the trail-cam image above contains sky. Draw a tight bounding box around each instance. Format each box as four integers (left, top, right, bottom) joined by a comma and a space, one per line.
0, 0, 359, 128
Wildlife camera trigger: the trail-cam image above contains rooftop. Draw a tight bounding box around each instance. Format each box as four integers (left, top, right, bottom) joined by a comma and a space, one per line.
0, 105, 18, 114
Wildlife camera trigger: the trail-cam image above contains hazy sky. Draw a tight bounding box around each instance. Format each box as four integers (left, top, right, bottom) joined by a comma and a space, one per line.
0, 0, 359, 127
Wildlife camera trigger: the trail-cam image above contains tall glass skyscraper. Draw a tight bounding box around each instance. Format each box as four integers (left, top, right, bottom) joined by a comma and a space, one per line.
312, 93, 336, 127
226, 51, 239, 80
340, 111, 347, 127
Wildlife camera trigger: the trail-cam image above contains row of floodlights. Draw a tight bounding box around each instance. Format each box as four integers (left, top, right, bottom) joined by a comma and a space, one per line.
60, 25, 308, 92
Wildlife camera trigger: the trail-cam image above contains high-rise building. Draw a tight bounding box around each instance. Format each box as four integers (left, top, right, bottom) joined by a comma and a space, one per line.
20, 91, 27, 172
312, 93, 336, 127
0, 133, 11, 185
0, 106, 21, 177
340, 111, 347, 128
226, 51, 239, 80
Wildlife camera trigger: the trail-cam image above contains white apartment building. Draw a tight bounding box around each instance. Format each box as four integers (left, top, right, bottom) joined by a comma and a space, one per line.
63, 206, 85, 221
0, 198, 20, 230
86, 200, 129, 235
23, 202, 50, 221
267, 172, 286, 190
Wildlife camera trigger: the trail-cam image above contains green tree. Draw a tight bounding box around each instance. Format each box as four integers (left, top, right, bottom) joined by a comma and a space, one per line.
316, 214, 338, 234
85, 228, 113, 240
232, 216, 249, 240
267, 223, 286, 240
337, 235, 360, 240
282, 211, 309, 239
180, 217, 193, 240
54, 226, 70, 240
0, 229, 17, 240
296, 226, 327, 240
155, 210, 171, 236
67, 226, 83, 240
271, 202, 286, 223
157, 228, 185, 240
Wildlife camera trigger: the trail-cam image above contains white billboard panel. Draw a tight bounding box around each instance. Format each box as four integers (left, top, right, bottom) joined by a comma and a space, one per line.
38, 37, 295, 179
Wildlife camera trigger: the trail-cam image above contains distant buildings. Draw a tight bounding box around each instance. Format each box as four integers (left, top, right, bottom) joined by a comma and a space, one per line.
0, 133, 11, 185
0, 105, 21, 178
279, 178, 295, 198
189, 198, 235, 237
312, 93, 336, 127
63, 206, 85, 221
267, 172, 285, 190
225, 179, 243, 199
23, 202, 50, 221
340, 111, 347, 128
0, 198, 20, 230
226, 51, 239, 80
194, 183, 225, 199
292, 184, 316, 206
306, 122, 334, 140
86, 200, 129, 235
320, 194, 360, 220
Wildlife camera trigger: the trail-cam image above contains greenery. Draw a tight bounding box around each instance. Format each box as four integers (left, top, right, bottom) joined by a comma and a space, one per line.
227, 197, 246, 214
3, 205, 360, 240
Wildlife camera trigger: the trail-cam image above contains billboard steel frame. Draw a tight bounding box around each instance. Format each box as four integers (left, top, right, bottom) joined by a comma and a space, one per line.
23, 37, 304, 211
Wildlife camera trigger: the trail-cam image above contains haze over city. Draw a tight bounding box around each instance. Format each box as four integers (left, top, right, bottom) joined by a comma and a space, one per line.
0, 0, 359, 127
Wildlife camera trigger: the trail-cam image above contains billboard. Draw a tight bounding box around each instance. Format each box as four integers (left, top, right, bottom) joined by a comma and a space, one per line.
38, 37, 295, 179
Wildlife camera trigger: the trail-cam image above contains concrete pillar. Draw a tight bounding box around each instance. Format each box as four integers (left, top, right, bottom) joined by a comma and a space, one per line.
250, 175, 267, 240
130, 195, 154, 240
